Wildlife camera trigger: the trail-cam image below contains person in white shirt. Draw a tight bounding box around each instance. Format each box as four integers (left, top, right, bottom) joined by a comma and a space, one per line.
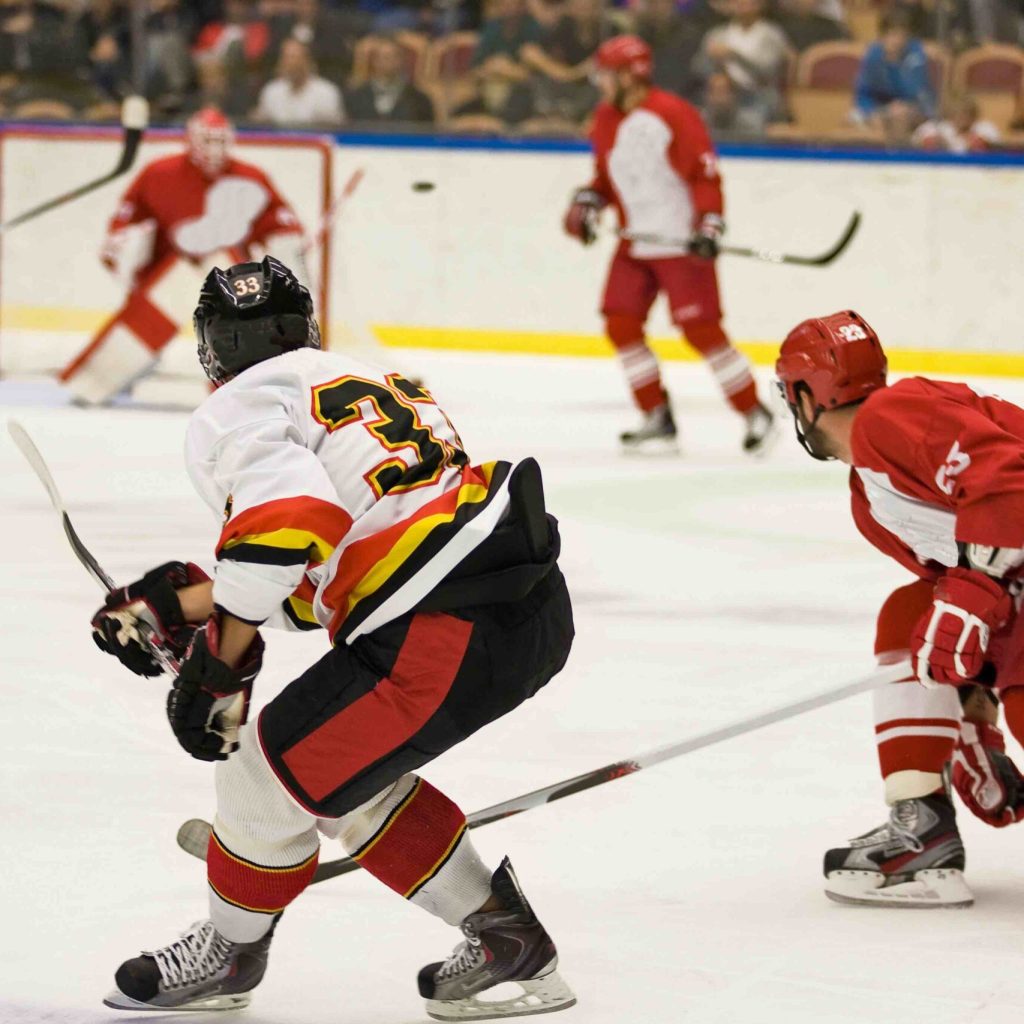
699, 0, 788, 123
255, 38, 345, 127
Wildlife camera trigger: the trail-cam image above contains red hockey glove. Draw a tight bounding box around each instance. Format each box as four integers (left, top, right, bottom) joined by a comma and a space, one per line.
92, 561, 210, 677
951, 720, 1024, 828
166, 616, 264, 762
911, 568, 1011, 687
563, 188, 606, 246
688, 213, 724, 260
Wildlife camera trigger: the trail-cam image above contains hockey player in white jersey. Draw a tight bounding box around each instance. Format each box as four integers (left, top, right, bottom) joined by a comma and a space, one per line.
90, 257, 577, 1019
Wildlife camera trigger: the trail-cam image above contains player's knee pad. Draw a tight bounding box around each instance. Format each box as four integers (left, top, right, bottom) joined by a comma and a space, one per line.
604, 313, 646, 350
679, 318, 728, 355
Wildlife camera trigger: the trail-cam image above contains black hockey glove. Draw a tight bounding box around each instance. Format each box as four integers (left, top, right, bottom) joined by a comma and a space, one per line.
688, 213, 724, 261
166, 617, 264, 762
92, 561, 210, 677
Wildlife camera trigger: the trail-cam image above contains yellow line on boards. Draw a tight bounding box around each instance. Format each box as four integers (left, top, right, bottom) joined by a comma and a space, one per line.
4, 307, 1024, 380
372, 324, 1024, 379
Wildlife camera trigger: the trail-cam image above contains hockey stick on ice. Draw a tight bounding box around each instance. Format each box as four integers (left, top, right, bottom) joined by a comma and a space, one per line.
0, 96, 149, 236
620, 211, 861, 268
177, 659, 911, 880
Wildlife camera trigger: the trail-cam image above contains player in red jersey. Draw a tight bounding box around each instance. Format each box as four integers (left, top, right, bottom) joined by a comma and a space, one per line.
776, 311, 1024, 908
60, 108, 309, 405
563, 35, 775, 454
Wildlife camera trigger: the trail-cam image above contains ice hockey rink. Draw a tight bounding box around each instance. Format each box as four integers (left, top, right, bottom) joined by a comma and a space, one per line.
4, 350, 1024, 1024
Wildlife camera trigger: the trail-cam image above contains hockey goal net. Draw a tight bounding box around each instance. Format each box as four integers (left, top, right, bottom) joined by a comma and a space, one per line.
0, 126, 332, 401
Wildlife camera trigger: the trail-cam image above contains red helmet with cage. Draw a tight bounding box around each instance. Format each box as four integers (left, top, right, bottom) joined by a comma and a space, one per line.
776, 311, 887, 412
186, 108, 234, 179
595, 35, 653, 80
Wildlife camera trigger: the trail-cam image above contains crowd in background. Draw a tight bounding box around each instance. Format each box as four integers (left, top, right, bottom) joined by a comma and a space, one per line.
2, 0, 1024, 147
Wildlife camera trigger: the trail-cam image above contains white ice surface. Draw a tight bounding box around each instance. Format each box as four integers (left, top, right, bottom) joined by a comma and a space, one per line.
3, 352, 1024, 1024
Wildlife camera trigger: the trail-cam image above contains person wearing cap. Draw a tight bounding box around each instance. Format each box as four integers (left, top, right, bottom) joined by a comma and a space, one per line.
562, 34, 776, 455
776, 310, 1024, 909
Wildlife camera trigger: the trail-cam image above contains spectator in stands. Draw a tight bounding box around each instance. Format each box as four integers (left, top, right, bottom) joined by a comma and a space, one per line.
913, 92, 1001, 151
254, 36, 345, 125
635, 0, 715, 102
473, 0, 543, 84
143, 0, 196, 111
188, 53, 253, 118
699, 0, 789, 124
521, 0, 604, 123
75, 0, 131, 103
451, 64, 536, 127
852, 10, 935, 127
777, 0, 847, 52
194, 0, 271, 67
346, 35, 434, 123
265, 0, 358, 87
701, 68, 765, 135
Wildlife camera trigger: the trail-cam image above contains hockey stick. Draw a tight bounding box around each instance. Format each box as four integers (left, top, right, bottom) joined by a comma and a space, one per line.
620, 211, 861, 268
0, 96, 149, 236
177, 659, 911, 880
7, 420, 115, 590
301, 165, 365, 256
7, 419, 176, 672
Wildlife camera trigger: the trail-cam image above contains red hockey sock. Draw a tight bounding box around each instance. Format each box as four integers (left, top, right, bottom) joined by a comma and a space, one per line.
206, 829, 319, 916
683, 322, 758, 415
606, 315, 665, 413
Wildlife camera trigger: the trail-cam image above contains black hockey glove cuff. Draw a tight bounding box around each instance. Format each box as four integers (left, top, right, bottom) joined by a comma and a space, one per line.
166, 617, 264, 762
92, 561, 210, 677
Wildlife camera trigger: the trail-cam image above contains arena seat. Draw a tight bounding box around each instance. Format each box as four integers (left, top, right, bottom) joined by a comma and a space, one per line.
952, 44, 1024, 129
422, 32, 480, 121
789, 42, 866, 133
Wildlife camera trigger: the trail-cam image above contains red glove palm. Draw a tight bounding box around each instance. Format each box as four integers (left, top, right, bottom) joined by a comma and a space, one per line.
911, 568, 1011, 687
951, 721, 1024, 828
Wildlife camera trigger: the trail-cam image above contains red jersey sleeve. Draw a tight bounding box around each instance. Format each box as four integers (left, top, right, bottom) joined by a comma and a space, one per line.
587, 104, 617, 204
853, 379, 1024, 550
666, 101, 723, 219
247, 169, 304, 244
107, 167, 154, 234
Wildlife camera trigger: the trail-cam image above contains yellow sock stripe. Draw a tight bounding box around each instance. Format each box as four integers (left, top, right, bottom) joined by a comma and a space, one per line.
207, 880, 286, 916
403, 822, 468, 900
352, 778, 423, 862
211, 831, 319, 876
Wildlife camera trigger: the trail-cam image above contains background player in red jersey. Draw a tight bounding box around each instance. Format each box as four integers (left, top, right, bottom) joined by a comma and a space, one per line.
563, 34, 775, 454
776, 311, 1024, 908
59, 108, 309, 406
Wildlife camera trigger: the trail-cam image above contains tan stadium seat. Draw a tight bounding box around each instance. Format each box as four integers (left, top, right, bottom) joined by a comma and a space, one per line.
788, 41, 865, 133
952, 44, 1024, 129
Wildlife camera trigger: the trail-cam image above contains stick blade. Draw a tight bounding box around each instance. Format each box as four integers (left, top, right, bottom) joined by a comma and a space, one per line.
176, 818, 212, 862
7, 419, 66, 513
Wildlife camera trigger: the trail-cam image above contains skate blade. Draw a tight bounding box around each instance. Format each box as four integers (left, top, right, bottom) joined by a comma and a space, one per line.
425, 970, 577, 1021
825, 868, 974, 909
619, 436, 680, 457
743, 420, 780, 460
103, 988, 252, 1012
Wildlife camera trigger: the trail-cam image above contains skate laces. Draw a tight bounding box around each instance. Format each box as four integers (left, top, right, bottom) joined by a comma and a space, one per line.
888, 801, 925, 853
437, 920, 486, 981
148, 920, 233, 990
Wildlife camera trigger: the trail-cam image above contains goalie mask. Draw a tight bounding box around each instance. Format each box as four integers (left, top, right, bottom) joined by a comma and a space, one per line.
186, 107, 234, 178
775, 311, 887, 460
194, 256, 321, 385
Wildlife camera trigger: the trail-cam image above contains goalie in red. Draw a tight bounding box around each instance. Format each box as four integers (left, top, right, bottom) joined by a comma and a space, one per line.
563, 35, 775, 454
776, 311, 1024, 909
59, 109, 310, 406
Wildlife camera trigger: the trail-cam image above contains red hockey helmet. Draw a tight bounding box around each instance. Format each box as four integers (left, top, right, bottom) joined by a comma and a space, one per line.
776, 311, 887, 412
595, 35, 653, 80
186, 107, 234, 179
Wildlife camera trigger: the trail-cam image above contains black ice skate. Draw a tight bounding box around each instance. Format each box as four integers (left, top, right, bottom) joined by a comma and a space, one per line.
823, 793, 972, 908
742, 402, 778, 457
418, 857, 576, 1021
619, 403, 678, 452
103, 918, 276, 1011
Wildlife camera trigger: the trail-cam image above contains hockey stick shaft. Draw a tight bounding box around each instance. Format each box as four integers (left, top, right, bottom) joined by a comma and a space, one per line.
178, 660, 910, 882
301, 166, 365, 256
620, 211, 861, 268
0, 97, 149, 235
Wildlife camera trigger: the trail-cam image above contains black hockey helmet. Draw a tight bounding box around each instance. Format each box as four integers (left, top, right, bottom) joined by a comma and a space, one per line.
193, 256, 320, 385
